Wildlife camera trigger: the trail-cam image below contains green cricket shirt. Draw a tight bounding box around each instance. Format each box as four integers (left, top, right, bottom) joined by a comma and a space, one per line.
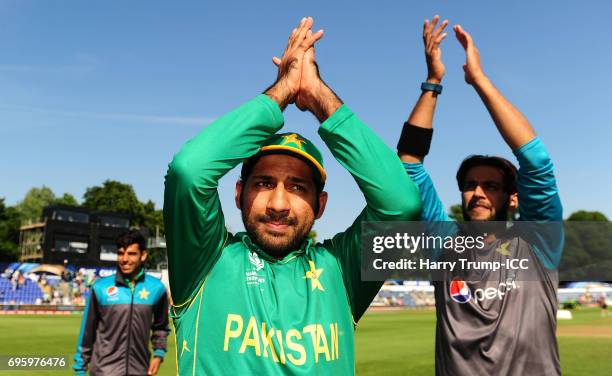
163, 95, 421, 375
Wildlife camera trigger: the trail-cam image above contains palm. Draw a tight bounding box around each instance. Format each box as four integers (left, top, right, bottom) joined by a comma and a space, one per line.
454, 25, 485, 85
427, 49, 445, 81
423, 15, 448, 82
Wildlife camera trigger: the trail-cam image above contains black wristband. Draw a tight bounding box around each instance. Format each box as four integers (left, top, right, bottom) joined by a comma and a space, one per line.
397, 122, 433, 157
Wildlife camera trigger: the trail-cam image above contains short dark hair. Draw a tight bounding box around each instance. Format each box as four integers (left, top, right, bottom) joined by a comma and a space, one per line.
116, 229, 147, 252
456, 155, 518, 194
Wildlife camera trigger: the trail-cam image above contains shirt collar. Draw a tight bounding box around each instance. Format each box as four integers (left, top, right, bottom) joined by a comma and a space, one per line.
115, 267, 145, 286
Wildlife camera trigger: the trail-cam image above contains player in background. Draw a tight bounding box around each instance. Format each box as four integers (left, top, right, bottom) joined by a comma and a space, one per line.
164, 17, 421, 375
73, 230, 169, 376
397, 15, 563, 375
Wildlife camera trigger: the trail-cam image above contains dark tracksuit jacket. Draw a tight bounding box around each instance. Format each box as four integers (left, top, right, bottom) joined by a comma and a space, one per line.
405, 137, 563, 376
73, 269, 169, 376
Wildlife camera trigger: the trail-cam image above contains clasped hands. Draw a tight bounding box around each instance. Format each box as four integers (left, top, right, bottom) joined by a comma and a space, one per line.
265, 17, 341, 122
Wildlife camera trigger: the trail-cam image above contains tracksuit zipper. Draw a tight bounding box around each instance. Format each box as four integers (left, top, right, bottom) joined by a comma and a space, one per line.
125, 283, 135, 376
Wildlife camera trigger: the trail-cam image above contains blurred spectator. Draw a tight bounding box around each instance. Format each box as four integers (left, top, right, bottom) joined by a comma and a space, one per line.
2, 267, 12, 278
11, 270, 20, 291
599, 294, 609, 317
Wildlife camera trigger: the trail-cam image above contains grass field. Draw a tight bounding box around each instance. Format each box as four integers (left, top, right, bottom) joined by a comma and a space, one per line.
0, 308, 610, 375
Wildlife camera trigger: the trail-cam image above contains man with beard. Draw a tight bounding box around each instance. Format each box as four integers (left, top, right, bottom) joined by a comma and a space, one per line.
164, 17, 421, 375
397, 16, 563, 375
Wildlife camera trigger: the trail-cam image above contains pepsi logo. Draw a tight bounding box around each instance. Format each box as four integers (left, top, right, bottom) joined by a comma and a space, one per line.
449, 279, 471, 303
106, 286, 118, 297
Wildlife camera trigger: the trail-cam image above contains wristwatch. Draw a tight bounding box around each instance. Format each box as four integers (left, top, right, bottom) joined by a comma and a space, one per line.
421, 82, 443, 95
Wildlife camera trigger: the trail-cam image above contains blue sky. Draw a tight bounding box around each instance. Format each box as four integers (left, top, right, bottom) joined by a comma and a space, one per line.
1, 1, 611, 240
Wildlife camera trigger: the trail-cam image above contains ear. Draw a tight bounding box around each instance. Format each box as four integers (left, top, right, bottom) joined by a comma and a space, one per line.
508, 192, 518, 210
315, 191, 328, 219
140, 250, 148, 263
235, 180, 243, 210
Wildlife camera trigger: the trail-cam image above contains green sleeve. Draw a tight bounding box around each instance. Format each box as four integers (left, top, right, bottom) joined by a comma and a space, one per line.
319, 105, 421, 322
163, 94, 284, 305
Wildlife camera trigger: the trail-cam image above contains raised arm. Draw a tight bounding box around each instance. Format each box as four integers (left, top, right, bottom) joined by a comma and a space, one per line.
454, 24, 562, 221
454, 25, 536, 150
164, 96, 282, 306
399, 15, 448, 164
455, 25, 563, 265
164, 17, 322, 305
398, 15, 451, 222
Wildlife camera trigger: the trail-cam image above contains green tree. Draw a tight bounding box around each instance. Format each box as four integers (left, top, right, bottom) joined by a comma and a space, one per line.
54, 193, 78, 206
448, 204, 464, 221
15, 186, 56, 223
567, 210, 608, 221
83, 180, 164, 234
0, 198, 21, 261
308, 230, 317, 243
141, 200, 164, 235
560, 210, 612, 281
14, 187, 79, 225
83, 180, 142, 216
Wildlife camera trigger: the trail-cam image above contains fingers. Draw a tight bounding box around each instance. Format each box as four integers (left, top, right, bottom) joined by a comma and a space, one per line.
281, 17, 322, 58
423, 15, 439, 41
291, 17, 312, 50
423, 15, 448, 52
453, 25, 472, 50
283, 18, 305, 58
433, 32, 448, 48
432, 19, 448, 45
275, 17, 322, 71
303, 28, 324, 50
288, 28, 297, 45
296, 17, 323, 51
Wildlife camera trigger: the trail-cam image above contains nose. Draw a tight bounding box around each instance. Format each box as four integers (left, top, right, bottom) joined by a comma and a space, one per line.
267, 184, 291, 214
473, 184, 486, 198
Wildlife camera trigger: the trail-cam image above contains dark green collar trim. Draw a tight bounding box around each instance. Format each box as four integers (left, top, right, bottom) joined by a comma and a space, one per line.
116, 267, 145, 286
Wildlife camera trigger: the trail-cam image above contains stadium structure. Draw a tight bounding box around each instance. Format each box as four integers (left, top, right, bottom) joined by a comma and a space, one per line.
0, 205, 168, 310
18, 205, 131, 267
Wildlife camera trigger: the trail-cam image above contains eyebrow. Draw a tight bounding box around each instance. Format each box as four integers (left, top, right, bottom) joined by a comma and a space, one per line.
251, 175, 312, 185
466, 179, 498, 183
251, 175, 273, 180
465, 179, 501, 184
288, 176, 309, 184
